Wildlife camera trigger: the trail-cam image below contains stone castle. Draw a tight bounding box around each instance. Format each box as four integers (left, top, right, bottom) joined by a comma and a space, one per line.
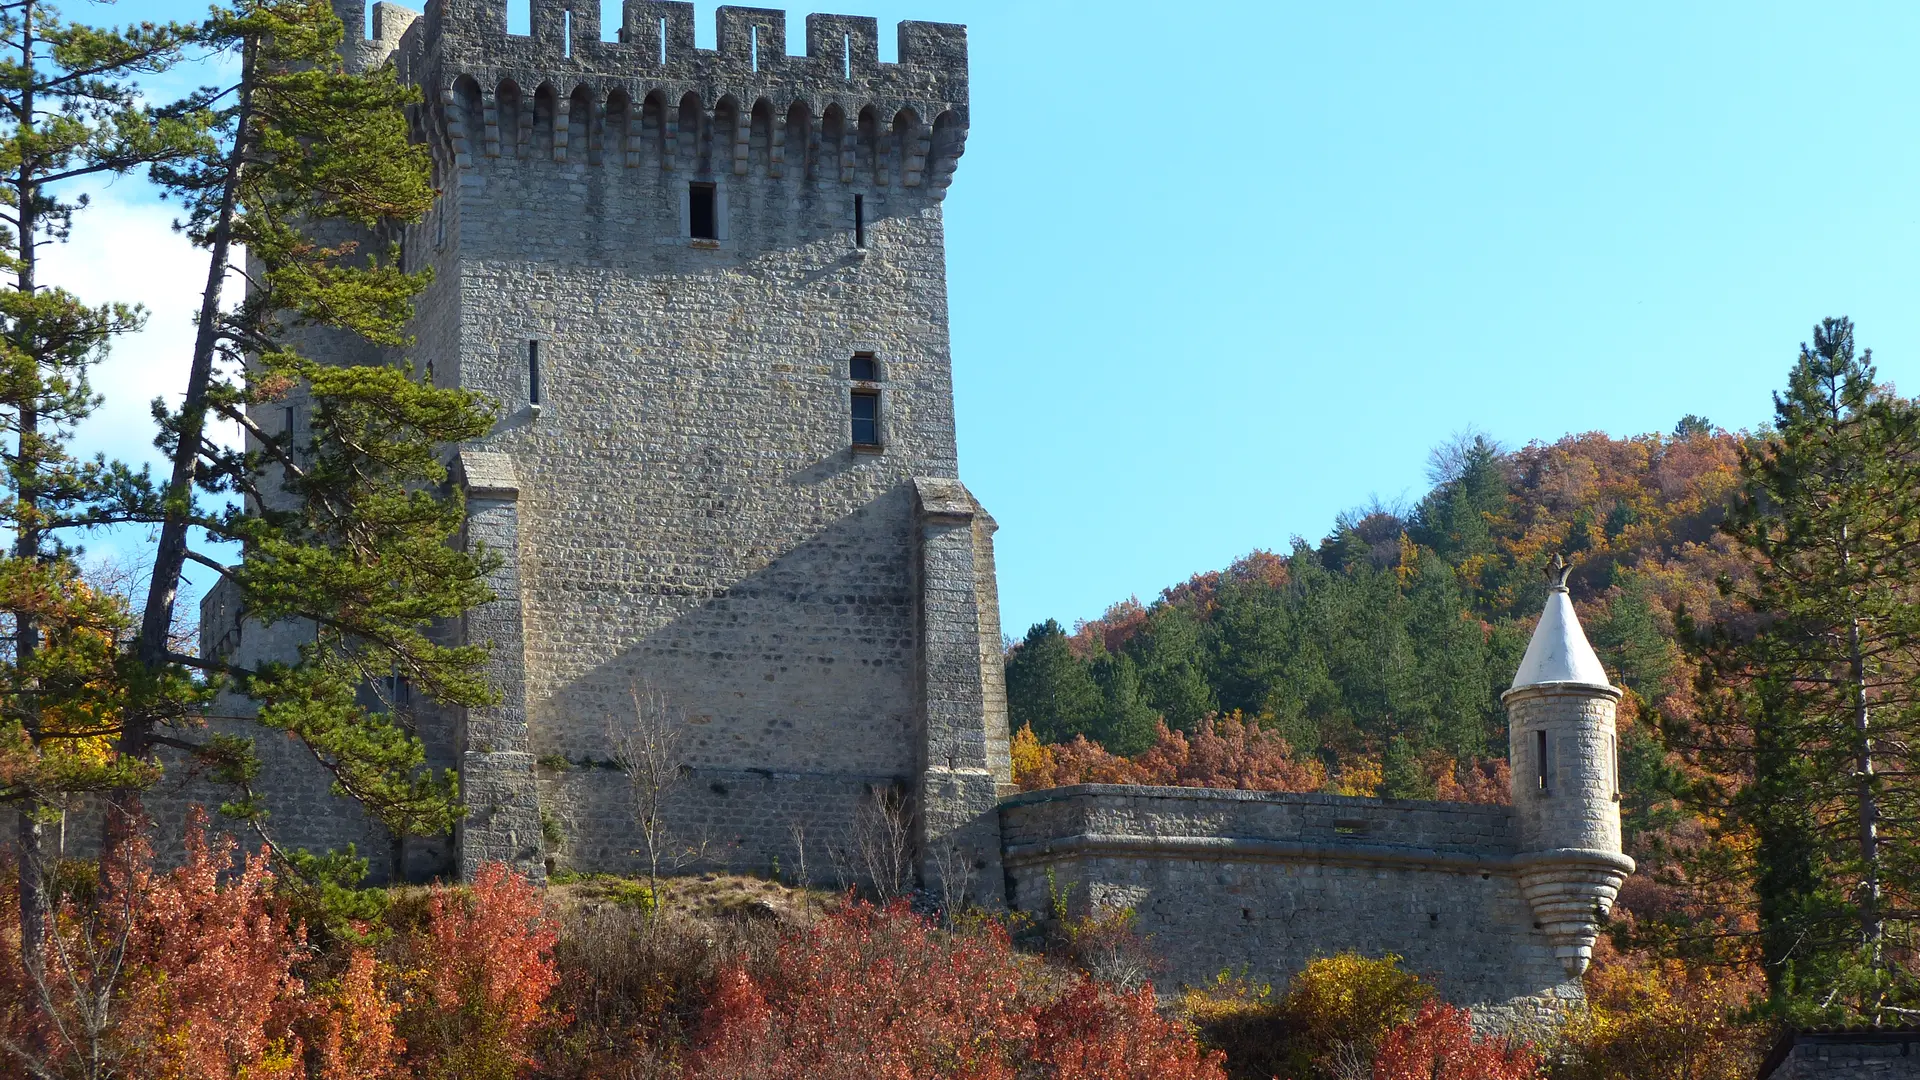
196, 0, 1635, 1023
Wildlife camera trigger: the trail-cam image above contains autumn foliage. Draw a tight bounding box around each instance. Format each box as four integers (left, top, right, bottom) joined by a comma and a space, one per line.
0, 814, 305, 1080
689, 898, 1224, 1080
0, 817, 559, 1080
1552, 939, 1766, 1080
1371, 1001, 1538, 1080
396, 862, 564, 1080
1014, 714, 1325, 793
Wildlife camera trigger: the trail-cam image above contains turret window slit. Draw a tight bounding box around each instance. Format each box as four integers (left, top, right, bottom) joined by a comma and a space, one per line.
1535, 729, 1550, 794
528, 340, 542, 407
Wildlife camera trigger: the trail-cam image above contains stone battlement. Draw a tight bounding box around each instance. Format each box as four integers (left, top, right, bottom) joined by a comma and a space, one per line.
376, 1, 966, 117
347, 1, 968, 187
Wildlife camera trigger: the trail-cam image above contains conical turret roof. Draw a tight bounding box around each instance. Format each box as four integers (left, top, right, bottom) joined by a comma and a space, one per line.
1510, 556, 1614, 692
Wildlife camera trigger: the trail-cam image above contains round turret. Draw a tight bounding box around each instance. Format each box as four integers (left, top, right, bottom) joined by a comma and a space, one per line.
1504, 555, 1635, 977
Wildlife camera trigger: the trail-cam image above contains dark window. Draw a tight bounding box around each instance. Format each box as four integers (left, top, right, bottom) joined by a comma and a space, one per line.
689, 182, 717, 239
851, 389, 879, 447
528, 340, 542, 406
850, 354, 878, 381
854, 194, 865, 248
1535, 730, 1550, 793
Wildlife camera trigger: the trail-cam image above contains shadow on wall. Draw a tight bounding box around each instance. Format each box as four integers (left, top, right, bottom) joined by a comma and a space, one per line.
528, 484, 925, 877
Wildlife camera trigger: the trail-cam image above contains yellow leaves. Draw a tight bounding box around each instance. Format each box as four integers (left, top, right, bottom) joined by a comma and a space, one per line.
0, 556, 148, 800
1011, 725, 1054, 789
1393, 532, 1419, 586
1332, 754, 1381, 798
1555, 942, 1766, 1080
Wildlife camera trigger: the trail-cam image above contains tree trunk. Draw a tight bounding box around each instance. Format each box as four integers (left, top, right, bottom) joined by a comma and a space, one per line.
1850, 613, 1882, 961
12, 0, 48, 990
119, 38, 258, 859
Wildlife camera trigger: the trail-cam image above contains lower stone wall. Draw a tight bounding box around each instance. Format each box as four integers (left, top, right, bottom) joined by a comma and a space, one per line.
539, 764, 911, 886
1763, 1031, 1920, 1079
999, 785, 1582, 1032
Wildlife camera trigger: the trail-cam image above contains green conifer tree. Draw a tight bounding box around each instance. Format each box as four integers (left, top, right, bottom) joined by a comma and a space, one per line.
0, 0, 204, 982
1677, 317, 1920, 1021
1005, 619, 1102, 745
110, 0, 497, 872
1127, 605, 1217, 734
1089, 651, 1158, 756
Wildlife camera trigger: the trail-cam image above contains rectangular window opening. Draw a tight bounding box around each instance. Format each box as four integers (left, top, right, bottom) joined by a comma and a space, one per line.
851, 389, 880, 448
1535, 730, 1549, 793
528, 340, 542, 406
750, 25, 759, 72
563, 9, 572, 56
849, 353, 878, 382
689, 182, 717, 239
658, 16, 667, 63
843, 32, 852, 80
854, 194, 865, 248
601, 0, 619, 40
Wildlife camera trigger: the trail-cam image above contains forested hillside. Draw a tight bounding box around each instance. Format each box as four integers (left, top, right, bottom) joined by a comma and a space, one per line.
1011, 318, 1920, 1035
1006, 418, 1743, 828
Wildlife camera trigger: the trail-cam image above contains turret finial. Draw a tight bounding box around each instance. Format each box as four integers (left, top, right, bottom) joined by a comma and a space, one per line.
1546, 553, 1572, 592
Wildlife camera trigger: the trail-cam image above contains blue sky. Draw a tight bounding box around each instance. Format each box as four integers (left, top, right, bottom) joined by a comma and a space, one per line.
87, 0, 1920, 635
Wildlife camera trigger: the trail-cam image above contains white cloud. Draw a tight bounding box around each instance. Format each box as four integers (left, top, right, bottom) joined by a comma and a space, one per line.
38, 183, 239, 583
47, 185, 221, 473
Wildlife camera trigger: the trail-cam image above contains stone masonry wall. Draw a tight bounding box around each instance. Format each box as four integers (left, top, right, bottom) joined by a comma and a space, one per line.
1000, 786, 1582, 1031
399, 0, 1003, 883
1763, 1032, 1920, 1080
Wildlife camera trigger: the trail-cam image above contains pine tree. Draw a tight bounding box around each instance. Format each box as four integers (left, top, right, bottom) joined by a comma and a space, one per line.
1005, 620, 1102, 745
0, 0, 204, 985
1089, 652, 1159, 756
1127, 605, 1217, 734
111, 0, 495, 870
1410, 432, 1509, 570
1677, 317, 1920, 1020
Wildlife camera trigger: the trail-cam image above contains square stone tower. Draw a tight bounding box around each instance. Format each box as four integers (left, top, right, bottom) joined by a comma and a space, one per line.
205, 0, 1011, 899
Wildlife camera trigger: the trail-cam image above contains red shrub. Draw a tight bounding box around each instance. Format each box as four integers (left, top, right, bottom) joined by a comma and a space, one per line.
1134, 714, 1325, 791
691, 899, 1031, 1080
1017, 716, 1324, 793
1434, 758, 1512, 805
1371, 1001, 1538, 1080
690, 899, 1224, 1080
1034, 977, 1227, 1080
0, 812, 308, 1080
399, 862, 562, 1080
120, 820, 307, 1080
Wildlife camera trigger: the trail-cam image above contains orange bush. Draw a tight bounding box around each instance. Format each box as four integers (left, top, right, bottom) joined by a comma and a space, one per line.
0, 812, 307, 1080
316, 949, 403, 1080
1016, 715, 1324, 794
1034, 977, 1227, 1080
690, 898, 1224, 1080
1435, 758, 1511, 805
398, 862, 563, 1080
1371, 1001, 1537, 1080
122, 821, 307, 1080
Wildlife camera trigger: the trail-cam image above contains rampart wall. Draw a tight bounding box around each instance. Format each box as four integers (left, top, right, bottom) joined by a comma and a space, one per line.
1000, 785, 1583, 1030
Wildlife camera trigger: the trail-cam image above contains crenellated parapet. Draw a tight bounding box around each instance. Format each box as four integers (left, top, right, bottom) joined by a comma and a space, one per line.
386, 1, 966, 191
